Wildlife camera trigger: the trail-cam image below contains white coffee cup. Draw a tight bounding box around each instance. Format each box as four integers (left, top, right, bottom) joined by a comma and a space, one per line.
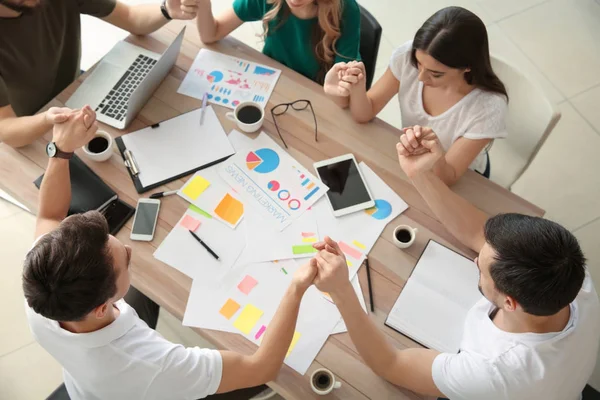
393, 225, 418, 249
310, 368, 342, 395
82, 130, 113, 162
226, 101, 264, 133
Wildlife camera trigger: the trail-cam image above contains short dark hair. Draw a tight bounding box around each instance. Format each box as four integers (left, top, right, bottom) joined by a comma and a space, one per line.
484, 213, 586, 316
23, 211, 117, 322
411, 6, 508, 100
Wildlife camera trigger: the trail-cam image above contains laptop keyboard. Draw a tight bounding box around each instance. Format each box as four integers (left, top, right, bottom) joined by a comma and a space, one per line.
95, 55, 157, 122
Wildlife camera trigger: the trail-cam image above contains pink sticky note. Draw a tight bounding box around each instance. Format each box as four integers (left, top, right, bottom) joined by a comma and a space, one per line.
237, 275, 258, 295
180, 215, 201, 232
338, 241, 363, 260
255, 325, 266, 340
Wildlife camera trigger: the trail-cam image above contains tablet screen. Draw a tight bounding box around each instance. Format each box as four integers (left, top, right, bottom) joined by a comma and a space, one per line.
316, 159, 372, 211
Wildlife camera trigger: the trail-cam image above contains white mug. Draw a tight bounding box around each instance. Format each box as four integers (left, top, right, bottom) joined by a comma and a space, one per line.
82, 130, 113, 162
310, 368, 342, 395
392, 225, 418, 249
226, 101, 264, 133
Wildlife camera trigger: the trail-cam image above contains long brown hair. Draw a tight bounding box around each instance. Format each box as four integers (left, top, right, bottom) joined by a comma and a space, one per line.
262, 0, 343, 83
411, 6, 508, 100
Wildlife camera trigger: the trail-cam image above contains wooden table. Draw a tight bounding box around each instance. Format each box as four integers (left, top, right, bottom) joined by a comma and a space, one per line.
0, 21, 544, 400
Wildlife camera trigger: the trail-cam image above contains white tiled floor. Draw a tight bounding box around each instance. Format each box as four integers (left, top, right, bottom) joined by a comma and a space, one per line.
3, 0, 600, 397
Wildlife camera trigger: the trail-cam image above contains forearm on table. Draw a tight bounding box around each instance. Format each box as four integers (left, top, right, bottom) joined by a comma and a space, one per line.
196, 1, 229, 43
38, 158, 71, 222
432, 157, 460, 186
331, 283, 398, 377
106, 3, 168, 36
348, 88, 375, 123
411, 171, 487, 252
328, 94, 349, 108
251, 283, 304, 375
0, 113, 51, 148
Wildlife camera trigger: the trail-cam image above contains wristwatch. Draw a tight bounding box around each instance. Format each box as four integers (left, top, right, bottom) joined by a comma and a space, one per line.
46, 142, 73, 160
160, 0, 172, 20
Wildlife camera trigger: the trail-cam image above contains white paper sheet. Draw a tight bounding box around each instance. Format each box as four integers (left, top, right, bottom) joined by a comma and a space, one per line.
183, 260, 340, 375
177, 49, 281, 109
153, 207, 246, 281
236, 208, 320, 264
331, 276, 368, 334
219, 133, 328, 231
386, 241, 482, 353
313, 162, 409, 281
120, 107, 234, 188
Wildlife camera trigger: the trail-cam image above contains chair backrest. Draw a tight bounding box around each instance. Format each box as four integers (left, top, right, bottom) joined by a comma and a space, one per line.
358, 4, 382, 90
488, 56, 561, 189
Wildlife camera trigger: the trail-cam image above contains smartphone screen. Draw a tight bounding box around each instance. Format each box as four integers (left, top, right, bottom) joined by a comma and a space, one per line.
132, 202, 160, 236
316, 159, 372, 211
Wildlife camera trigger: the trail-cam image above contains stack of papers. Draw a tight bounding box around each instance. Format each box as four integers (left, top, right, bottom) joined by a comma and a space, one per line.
154, 131, 410, 374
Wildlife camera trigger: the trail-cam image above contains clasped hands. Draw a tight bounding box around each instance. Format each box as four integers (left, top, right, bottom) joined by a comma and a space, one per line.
50, 106, 99, 154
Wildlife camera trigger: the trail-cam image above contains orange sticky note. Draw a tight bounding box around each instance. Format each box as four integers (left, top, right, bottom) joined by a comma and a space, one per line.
180, 214, 201, 231
286, 331, 301, 357
214, 193, 244, 226
237, 275, 258, 295
182, 175, 210, 200
219, 298, 241, 320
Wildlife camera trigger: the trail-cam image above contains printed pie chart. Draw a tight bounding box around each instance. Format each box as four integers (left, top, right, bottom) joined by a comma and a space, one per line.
365, 199, 392, 220
206, 70, 224, 83
268, 180, 280, 191
246, 149, 280, 174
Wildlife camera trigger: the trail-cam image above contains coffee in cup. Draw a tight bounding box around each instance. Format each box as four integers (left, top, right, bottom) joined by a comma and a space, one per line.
310, 368, 342, 395
392, 225, 418, 249
82, 130, 113, 162
226, 101, 264, 133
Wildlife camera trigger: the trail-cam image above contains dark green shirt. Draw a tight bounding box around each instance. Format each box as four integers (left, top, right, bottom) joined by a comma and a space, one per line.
233, 0, 361, 82
0, 0, 116, 116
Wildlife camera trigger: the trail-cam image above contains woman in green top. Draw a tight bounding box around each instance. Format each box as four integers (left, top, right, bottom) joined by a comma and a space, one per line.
195, 0, 361, 84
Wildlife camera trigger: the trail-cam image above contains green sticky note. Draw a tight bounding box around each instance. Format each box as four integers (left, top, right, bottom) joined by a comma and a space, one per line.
188, 204, 212, 219
233, 304, 263, 335
182, 175, 210, 200
292, 245, 317, 255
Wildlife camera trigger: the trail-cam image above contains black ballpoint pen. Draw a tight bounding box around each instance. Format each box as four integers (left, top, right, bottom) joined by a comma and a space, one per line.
188, 230, 220, 260
365, 257, 375, 312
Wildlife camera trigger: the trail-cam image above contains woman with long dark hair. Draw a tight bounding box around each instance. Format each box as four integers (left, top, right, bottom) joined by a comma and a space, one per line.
324, 6, 508, 183
196, 0, 361, 86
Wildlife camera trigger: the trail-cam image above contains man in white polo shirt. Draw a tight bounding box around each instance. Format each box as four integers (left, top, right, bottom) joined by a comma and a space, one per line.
23, 106, 318, 399
308, 129, 600, 400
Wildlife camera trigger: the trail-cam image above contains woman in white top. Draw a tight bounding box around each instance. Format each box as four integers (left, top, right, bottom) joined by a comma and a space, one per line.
324, 6, 508, 184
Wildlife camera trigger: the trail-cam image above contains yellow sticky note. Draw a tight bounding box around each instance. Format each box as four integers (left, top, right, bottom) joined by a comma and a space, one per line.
233, 304, 263, 335
352, 240, 366, 250
302, 237, 317, 243
182, 175, 210, 200
219, 298, 241, 320
286, 331, 301, 357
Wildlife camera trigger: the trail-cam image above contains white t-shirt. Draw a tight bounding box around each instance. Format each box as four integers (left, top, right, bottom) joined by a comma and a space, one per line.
389, 41, 508, 173
26, 299, 223, 400
432, 270, 600, 400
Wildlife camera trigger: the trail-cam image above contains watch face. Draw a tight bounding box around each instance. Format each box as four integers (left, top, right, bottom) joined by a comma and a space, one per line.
46, 142, 57, 158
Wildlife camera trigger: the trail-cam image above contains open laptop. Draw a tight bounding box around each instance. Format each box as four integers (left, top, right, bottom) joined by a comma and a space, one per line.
67, 27, 186, 129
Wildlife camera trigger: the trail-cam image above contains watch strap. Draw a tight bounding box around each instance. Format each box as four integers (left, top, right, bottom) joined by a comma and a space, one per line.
160, 0, 172, 20
55, 148, 74, 159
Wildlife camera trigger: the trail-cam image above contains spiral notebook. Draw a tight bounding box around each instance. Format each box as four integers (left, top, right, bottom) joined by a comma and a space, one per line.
385, 240, 483, 354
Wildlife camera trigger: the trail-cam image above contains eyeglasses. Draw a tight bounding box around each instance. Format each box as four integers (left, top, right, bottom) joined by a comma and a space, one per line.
271, 100, 318, 149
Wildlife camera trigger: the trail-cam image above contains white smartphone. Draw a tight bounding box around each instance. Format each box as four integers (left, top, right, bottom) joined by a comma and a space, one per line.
130, 198, 161, 241
313, 154, 375, 217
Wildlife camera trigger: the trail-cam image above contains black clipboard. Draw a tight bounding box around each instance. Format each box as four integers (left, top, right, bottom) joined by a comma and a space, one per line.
115, 107, 235, 194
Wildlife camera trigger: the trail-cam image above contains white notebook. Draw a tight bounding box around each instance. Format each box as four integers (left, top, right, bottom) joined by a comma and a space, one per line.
385, 240, 483, 354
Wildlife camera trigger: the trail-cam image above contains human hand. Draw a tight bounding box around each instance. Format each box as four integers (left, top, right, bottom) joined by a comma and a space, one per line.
397, 126, 444, 178
52, 106, 98, 153
311, 236, 351, 295
45, 107, 73, 125
166, 0, 199, 20
291, 260, 318, 293
340, 61, 366, 91
324, 62, 352, 97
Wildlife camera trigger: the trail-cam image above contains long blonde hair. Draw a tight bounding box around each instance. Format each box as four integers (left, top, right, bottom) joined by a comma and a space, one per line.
262, 0, 343, 83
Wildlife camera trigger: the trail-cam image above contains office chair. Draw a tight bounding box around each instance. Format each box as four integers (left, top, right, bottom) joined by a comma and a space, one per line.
358, 4, 382, 90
